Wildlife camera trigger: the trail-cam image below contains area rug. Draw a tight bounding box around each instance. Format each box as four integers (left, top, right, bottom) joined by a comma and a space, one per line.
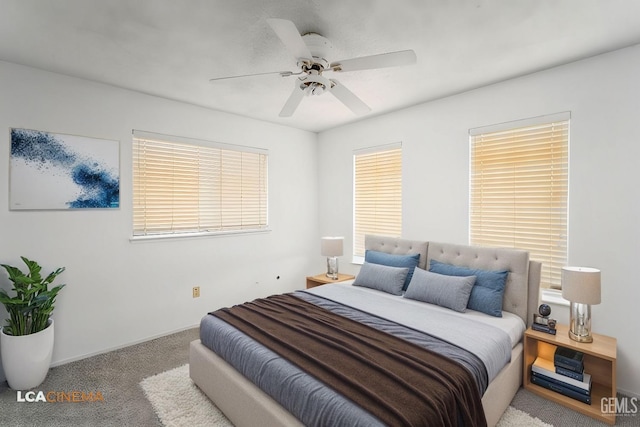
141, 364, 232, 427
496, 406, 553, 427
141, 364, 553, 427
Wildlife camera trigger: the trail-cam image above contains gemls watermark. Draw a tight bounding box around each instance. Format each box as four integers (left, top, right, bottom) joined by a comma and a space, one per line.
601, 397, 639, 417
16, 390, 105, 403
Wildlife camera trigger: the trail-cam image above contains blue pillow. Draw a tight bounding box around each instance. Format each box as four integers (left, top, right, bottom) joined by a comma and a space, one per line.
365, 250, 420, 291
428, 259, 508, 317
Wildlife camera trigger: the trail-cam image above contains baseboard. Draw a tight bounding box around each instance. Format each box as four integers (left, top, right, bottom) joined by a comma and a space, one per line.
49, 323, 199, 368
618, 387, 640, 399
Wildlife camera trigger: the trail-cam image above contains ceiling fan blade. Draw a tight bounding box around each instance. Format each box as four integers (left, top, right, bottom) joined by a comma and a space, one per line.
267, 18, 313, 61
209, 70, 295, 82
329, 79, 371, 115
330, 50, 417, 72
279, 84, 305, 117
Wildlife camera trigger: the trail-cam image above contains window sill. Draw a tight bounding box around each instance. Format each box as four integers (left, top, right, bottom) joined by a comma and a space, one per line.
540, 288, 570, 306
129, 228, 271, 242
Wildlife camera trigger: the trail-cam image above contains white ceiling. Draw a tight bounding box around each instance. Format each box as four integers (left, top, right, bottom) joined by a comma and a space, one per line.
1, 1, 640, 133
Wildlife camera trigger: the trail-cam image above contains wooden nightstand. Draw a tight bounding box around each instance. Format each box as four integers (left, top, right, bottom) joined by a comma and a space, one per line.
306, 273, 355, 289
523, 324, 617, 425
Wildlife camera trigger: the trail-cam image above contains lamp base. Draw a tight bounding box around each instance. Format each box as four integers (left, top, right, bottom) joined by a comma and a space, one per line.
326, 256, 338, 280
568, 329, 593, 343
568, 301, 593, 343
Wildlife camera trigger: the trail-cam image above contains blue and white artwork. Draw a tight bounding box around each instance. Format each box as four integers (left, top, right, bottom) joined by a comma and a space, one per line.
10, 128, 120, 210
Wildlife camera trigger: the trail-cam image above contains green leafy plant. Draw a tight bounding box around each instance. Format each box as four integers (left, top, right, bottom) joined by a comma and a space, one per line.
0, 257, 65, 336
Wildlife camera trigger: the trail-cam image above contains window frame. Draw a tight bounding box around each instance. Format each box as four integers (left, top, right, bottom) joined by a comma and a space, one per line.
352, 142, 403, 263
131, 130, 269, 241
469, 112, 570, 290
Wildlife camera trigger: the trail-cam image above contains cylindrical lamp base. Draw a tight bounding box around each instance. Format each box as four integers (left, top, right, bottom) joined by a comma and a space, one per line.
326, 256, 338, 280
568, 328, 593, 343
568, 301, 593, 343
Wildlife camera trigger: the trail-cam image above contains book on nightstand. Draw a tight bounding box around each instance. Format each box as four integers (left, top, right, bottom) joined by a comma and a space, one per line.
531, 357, 592, 404
532, 357, 592, 392
531, 322, 557, 335
556, 365, 585, 381
554, 346, 585, 373
531, 374, 592, 405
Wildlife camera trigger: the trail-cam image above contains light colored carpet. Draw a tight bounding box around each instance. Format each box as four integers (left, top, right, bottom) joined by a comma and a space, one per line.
142, 364, 553, 427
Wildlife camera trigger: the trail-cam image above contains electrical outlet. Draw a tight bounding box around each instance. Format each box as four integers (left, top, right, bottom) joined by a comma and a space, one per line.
192, 286, 200, 298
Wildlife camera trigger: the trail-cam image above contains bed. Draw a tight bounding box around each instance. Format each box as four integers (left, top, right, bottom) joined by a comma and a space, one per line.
190, 235, 541, 426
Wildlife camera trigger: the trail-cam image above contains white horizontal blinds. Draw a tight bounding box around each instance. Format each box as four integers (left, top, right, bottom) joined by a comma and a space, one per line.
133, 134, 268, 236
353, 145, 402, 257
470, 119, 568, 289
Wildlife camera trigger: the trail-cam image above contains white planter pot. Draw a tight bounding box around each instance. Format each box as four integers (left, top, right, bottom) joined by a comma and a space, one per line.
1, 319, 54, 390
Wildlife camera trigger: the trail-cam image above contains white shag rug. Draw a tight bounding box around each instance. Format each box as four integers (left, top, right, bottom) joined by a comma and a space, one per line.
496, 406, 553, 427
141, 364, 233, 427
142, 364, 553, 427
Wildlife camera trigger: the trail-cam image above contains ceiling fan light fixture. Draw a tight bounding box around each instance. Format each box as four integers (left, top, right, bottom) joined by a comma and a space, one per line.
299, 73, 331, 96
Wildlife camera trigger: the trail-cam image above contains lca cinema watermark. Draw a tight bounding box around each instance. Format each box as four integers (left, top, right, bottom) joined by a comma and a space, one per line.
601, 396, 639, 417
16, 390, 104, 403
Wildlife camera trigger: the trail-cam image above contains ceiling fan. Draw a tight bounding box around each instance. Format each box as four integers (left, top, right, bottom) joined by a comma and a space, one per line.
209, 18, 417, 117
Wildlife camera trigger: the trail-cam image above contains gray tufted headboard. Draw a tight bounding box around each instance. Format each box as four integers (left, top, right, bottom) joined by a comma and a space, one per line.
365, 235, 429, 270
364, 235, 541, 326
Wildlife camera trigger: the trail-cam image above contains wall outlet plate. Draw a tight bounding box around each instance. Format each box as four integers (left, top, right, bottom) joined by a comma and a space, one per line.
192, 286, 200, 298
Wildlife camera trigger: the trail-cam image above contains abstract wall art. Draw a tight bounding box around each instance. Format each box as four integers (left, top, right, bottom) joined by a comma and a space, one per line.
9, 128, 120, 210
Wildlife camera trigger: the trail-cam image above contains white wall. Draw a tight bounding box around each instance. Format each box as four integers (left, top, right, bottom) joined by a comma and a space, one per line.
0, 60, 319, 380
318, 45, 640, 396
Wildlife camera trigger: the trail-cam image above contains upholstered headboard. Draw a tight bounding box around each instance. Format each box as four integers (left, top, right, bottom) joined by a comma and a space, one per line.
364, 235, 541, 326
364, 235, 429, 270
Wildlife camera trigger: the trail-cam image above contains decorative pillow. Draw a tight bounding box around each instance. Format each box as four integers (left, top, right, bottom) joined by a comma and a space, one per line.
404, 268, 475, 312
428, 259, 509, 317
364, 250, 420, 291
353, 262, 409, 296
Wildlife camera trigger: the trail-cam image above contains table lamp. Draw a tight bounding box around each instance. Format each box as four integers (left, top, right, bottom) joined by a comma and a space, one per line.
561, 266, 601, 343
321, 237, 343, 280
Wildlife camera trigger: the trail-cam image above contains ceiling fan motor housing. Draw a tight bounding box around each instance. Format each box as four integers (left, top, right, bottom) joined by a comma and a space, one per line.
297, 33, 334, 95
301, 32, 333, 66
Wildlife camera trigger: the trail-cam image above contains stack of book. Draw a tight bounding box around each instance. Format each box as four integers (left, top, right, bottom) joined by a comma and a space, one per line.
531, 346, 592, 404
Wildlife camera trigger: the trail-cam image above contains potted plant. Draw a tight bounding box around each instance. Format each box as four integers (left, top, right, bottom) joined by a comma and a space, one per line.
0, 257, 65, 390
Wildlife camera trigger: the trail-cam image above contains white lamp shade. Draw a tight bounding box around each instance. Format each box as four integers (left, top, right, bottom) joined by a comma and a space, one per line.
321, 237, 344, 257
562, 266, 601, 305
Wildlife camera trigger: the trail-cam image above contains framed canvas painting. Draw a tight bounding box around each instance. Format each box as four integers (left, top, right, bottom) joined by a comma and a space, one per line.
9, 128, 120, 210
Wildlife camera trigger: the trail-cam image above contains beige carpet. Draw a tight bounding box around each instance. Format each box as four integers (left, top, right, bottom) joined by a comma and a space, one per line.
142, 364, 553, 427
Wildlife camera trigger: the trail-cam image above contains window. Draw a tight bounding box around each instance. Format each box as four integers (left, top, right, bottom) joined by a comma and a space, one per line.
132, 131, 268, 238
469, 113, 569, 289
353, 143, 402, 260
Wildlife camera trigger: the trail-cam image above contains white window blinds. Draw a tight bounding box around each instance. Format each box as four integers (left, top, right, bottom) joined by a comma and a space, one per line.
132, 131, 268, 237
353, 144, 402, 258
470, 115, 569, 289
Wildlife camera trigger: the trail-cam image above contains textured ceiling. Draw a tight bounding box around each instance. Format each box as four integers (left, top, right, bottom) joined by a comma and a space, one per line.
1, 1, 640, 132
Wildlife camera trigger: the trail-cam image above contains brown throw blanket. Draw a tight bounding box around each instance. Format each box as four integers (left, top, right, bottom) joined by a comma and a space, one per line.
212, 293, 487, 427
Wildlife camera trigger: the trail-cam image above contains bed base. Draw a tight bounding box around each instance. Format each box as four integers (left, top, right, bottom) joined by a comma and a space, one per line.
190, 339, 523, 427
